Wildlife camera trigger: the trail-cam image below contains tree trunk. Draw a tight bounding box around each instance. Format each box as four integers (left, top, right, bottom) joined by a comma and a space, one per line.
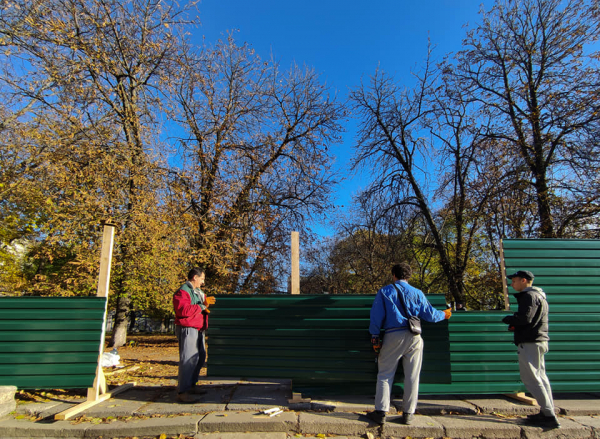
109, 294, 131, 348
534, 172, 556, 238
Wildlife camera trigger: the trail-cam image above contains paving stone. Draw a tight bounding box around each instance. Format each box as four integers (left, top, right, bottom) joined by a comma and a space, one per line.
198, 410, 297, 433
382, 413, 444, 438
570, 416, 600, 439
520, 416, 592, 439
555, 396, 600, 416
310, 395, 390, 413
14, 401, 79, 420
0, 417, 87, 438
82, 396, 146, 418
15, 402, 62, 417
0, 386, 17, 404
465, 396, 540, 415
0, 401, 16, 419
25, 402, 78, 420
298, 412, 378, 436
227, 384, 291, 411
0, 386, 17, 419
206, 377, 291, 389
194, 433, 287, 439
436, 414, 523, 439
137, 387, 233, 414
395, 396, 478, 415
84, 414, 201, 437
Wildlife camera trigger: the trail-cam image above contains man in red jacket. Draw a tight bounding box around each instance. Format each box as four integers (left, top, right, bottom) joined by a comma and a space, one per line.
173, 268, 216, 403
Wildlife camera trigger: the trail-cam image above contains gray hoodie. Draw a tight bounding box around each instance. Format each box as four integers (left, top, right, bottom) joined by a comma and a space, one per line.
502, 286, 549, 345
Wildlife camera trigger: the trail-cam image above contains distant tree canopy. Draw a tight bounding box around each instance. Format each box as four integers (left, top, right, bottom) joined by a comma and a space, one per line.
1, 0, 599, 346
304, 0, 600, 309
0, 0, 344, 346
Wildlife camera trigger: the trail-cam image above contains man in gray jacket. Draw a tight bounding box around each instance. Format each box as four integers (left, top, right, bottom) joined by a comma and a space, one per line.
502, 270, 559, 428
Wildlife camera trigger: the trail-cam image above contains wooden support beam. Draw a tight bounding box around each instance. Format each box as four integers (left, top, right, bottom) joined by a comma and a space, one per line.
55, 383, 136, 420
288, 392, 311, 403
499, 239, 510, 310
291, 231, 300, 295
505, 392, 538, 406
89, 223, 116, 401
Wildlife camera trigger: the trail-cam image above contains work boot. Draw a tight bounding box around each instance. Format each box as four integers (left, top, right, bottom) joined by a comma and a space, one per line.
176, 392, 196, 404
524, 413, 560, 428
402, 413, 415, 425
526, 412, 545, 421
366, 410, 386, 425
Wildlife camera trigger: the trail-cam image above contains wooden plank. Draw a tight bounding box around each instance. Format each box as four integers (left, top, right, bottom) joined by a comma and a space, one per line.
55, 382, 135, 420
505, 392, 539, 406
291, 231, 300, 295
500, 240, 510, 310
88, 224, 115, 402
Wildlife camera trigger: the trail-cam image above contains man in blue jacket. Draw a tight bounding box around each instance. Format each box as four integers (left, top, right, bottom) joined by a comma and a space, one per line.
366, 263, 451, 425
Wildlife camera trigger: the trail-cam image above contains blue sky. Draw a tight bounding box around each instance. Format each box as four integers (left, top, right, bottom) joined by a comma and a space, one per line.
194, 0, 495, 235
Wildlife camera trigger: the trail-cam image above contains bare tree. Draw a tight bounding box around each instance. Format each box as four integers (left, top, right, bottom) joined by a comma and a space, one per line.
168, 37, 345, 294
452, 0, 600, 238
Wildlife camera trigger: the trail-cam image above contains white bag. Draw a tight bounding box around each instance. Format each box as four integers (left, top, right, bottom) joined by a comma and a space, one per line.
101, 351, 120, 367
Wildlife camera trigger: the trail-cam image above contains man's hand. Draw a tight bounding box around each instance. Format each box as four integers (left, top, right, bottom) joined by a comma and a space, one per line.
205, 296, 216, 306
443, 308, 452, 320
371, 335, 382, 354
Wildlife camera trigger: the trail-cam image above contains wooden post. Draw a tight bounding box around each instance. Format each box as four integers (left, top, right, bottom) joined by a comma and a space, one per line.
97, 223, 115, 299
291, 231, 300, 295
55, 222, 136, 420
499, 239, 510, 310
88, 223, 115, 401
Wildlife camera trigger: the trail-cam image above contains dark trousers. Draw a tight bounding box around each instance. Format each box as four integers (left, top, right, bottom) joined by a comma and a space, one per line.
175, 325, 206, 393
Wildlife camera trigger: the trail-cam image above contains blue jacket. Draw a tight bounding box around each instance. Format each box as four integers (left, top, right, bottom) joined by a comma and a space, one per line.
369, 280, 445, 335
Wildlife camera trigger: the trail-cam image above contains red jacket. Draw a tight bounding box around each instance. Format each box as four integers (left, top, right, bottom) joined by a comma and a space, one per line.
173, 283, 208, 330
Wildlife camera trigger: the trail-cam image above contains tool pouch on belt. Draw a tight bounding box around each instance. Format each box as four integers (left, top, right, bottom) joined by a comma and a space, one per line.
392, 284, 422, 335
406, 315, 422, 335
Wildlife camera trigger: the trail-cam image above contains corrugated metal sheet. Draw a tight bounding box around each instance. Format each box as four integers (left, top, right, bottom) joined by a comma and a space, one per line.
207, 295, 450, 395
208, 239, 600, 395
0, 296, 106, 389
501, 239, 600, 393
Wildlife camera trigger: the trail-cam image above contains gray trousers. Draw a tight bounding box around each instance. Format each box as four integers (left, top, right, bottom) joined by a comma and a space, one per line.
175, 325, 206, 394
518, 341, 555, 416
375, 330, 423, 414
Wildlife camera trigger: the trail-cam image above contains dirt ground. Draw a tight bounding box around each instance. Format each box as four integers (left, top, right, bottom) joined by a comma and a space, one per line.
16, 334, 203, 403
104, 334, 190, 388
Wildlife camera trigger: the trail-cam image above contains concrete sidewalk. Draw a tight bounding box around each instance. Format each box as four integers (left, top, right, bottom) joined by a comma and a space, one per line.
2, 378, 600, 439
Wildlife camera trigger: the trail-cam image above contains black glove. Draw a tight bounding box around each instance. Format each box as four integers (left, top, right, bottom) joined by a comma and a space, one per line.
371, 335, 382, 354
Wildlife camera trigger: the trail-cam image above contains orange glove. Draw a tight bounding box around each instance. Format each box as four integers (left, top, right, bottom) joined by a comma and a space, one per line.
443, 308, 452, 320
204, 296, 216, 306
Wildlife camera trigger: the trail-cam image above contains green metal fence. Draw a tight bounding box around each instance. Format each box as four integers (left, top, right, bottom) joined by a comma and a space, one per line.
502, 239, 600, 393
207, 294, 451, 395
208, 239, 600, 396
0, 296, 106, 389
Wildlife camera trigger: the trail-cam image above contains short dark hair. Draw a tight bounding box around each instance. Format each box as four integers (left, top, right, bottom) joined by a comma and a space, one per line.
392, 263, 412, 280
187, 267, 205, 281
